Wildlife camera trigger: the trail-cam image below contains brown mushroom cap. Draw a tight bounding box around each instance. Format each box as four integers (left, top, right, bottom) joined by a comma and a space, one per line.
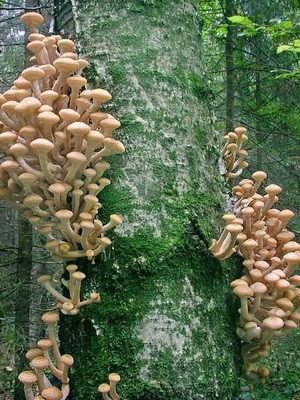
262, 315, 284, 331
18, 370, 38, 384
30, 355, 50, 370
98, 383, 110, 393
41, 311, 59, 324
21, 12, 44, 28
41, 386, 63, 400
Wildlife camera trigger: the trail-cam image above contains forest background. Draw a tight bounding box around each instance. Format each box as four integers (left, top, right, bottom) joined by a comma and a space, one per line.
0, 0, 300, 399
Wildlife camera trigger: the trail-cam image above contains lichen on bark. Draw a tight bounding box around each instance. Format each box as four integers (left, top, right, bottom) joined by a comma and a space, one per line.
55, 1, 242, 399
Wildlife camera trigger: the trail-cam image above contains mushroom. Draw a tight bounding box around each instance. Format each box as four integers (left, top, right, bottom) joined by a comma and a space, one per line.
233, 285, 254, 322
41, 312, 62, 369
108, 373, 121, 400
30, 356, 51, 392
18, 370, 38, 400
98, 384, 111, 400
20, 12, 44, 33
41, 386, 63, 400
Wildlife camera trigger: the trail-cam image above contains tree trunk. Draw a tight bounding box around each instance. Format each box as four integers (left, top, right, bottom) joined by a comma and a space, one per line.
225, 0, 235, 132
55, 1, 241, 399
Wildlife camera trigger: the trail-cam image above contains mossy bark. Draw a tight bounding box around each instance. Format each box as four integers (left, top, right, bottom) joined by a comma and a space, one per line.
55, 1, 242, 399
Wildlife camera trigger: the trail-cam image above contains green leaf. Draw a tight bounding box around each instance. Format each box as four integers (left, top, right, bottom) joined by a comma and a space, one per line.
293, 39, 300, 47
276, 44, 292, 53
227, 15, 253, 26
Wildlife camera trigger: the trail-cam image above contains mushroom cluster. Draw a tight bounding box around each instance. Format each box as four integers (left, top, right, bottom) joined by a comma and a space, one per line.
19, 311, 121, 400
98, 373, 121, 400
221, 126, 249, 178
37, 263, 100, 315
19, 311, 73, 400
211, 127, 300, 382
0, 12, 124, 262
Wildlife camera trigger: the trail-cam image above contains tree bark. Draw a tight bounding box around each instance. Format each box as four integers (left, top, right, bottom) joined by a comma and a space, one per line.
55, 1, 241, 399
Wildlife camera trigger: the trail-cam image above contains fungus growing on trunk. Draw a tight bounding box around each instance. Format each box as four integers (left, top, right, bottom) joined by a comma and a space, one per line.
212, 126, 300, 384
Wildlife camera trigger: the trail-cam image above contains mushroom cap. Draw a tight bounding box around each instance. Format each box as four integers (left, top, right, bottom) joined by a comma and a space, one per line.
41, 386, 63, 400
18, 370, 38, 384
234, 126, 247, 135
265, 184, 282, 196
98, 383, 110, 393
90, 292, 101, 302
109, 372, 121, 383
110, 214, 123, 225
53, 58, 79, 73
59, 108, 80, 122
21, 12, 44, 27
66, 151, 87, 164
40, 90, 60, 104
48, 182, 68, 195
233, 285, 253, 298
15, 97, 42, 113
283, 252, 300, 265
30, 355, 50, 370
67, 121, 90, 135
22, 67, 45, 82
252, 170, 267, 182
66, 75, 87, 89
276, 297, 293, 311
23, 194, 43, 206
257, 366, 270, 378
27, 40, 45, 53
61, 354, 74, 366
57, 39, 75, 52
262, 315, 284, 331
91, 88, 112, 103
55, 209, 73, 220
277, 209, 295, 221
282, 241, 300, 253
99, 117, 121, 131
37, 111, 60, 126
66, 264, 78, 273
77, 59, 89, 69
25, 348, 43, 360
41, 311, 59, 324
250, 282, 267, 294
37, 338, 53, 350
72, 271, 86, 281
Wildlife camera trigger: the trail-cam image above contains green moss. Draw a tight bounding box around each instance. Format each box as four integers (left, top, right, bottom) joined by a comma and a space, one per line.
107, 64, 128, 86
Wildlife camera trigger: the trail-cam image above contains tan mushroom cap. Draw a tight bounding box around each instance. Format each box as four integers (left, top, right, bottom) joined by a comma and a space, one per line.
41, 386, 63, 400
252, 170, 267, 181
30, 138, 55, 152
18, 370, 38, 384
262, 315, 284, 331
22, 67, 45, 82
61, 354, 74, 366
98, 383, 110, 393
30, 355, 50, 370
25, 347, 43, 360
109, 372, 121, 382
233, 285, 253, 298
41, 311, 59, 324
21, 12, 44, 27
37, 338, 53, 350
265, 184, 282, 196
53, 58, 79, 73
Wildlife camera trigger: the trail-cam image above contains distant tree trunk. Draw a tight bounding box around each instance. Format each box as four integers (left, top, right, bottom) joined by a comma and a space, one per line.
225, 0, 235, 132
14, 217, 32, 400
55, 1, 241, 399
14, 1, 35, 398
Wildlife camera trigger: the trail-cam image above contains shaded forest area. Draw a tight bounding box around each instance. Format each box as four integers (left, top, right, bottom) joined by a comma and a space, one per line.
0, 0, 300, 399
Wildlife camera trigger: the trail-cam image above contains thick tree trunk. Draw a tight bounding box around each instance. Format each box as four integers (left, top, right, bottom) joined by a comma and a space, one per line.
55, 1, 241, 399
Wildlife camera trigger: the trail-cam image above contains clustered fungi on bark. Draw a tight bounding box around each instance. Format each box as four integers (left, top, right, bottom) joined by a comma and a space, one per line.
221, 126, 249, 179
211, 126, 300, 383
0, 12, 124, 263
0, 12, 123, 399
19, 311, 121, 400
